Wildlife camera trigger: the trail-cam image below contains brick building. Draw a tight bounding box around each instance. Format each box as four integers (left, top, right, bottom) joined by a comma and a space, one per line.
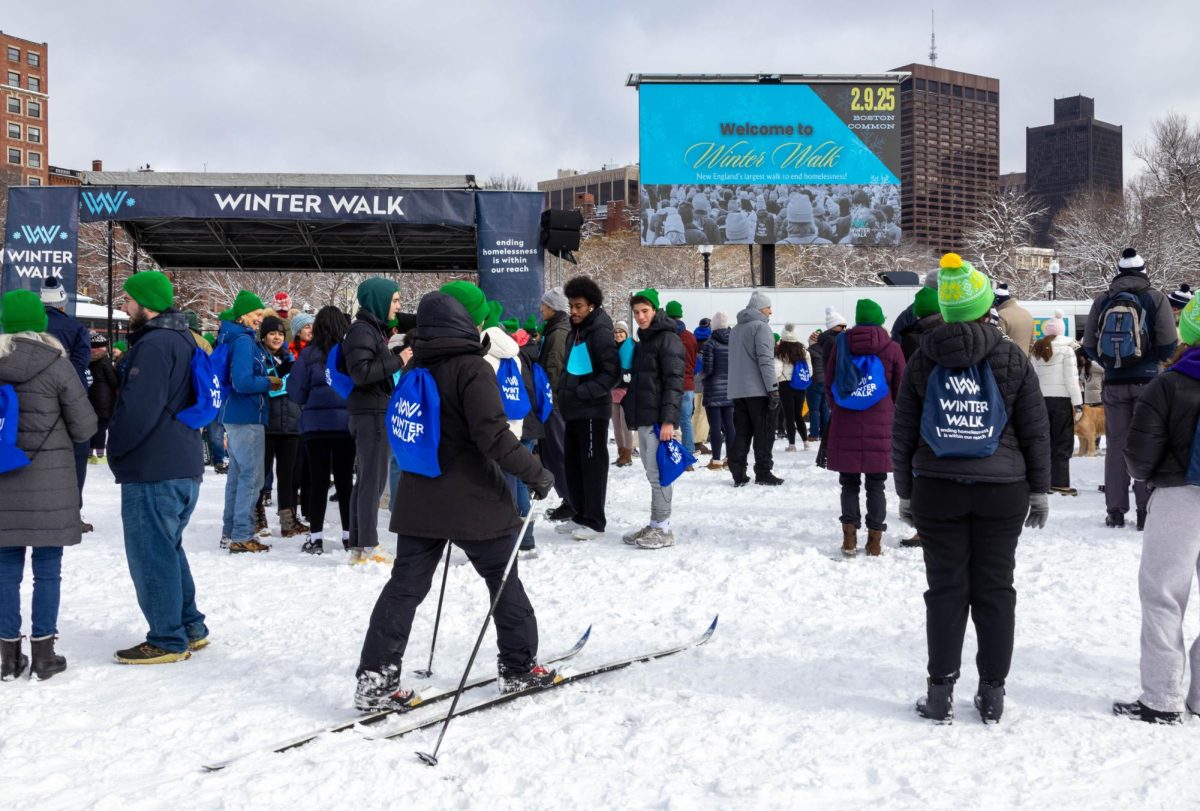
1, 31, 48, 187
538, 164, 639, 214
892, 63, 1000, 255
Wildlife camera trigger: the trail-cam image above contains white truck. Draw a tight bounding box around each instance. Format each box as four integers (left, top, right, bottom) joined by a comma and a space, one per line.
637, 287, 1093, 342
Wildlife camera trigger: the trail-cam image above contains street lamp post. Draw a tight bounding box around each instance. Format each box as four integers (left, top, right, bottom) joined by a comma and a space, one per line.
1049, 260, 1060, 301
697, 244, 713, 288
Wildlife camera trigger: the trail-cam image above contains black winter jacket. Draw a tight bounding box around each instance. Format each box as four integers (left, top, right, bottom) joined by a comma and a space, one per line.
87, 355, 120, 419
899, 312, 945, 361
892, 321, 1050, 499
389, 293, 545, 541
700, 327, 733, 407
343, 308, 402, 414
265, 347, 301, 435
623, 311, 685, 429
558, 307, 620, 421
1125, 349, 1200, 489
108, 311, 205, 484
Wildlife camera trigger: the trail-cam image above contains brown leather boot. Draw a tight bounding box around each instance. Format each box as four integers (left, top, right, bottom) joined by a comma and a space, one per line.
841, 523, 857, 557
866, 529, 883, 556
615, 448, 633, 467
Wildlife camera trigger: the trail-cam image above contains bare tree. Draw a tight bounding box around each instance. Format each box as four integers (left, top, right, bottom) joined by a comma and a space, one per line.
483, 174, 531, 191
962, 189, 1048, 298
1135, 112, 1200, 266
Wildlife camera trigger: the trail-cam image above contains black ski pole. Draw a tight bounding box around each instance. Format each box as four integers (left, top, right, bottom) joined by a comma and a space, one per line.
412, 543, 452, 679
416, 509, 537, 767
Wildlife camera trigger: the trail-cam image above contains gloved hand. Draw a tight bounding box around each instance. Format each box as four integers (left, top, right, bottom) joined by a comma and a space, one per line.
388, 333, 406, 352
767, 389, 782, 413
267, 376, 284, 391
898, 498, 914, 527
528, 468, 556, 501
1025, 492, 1049, 529
1074, 405, 1084, 423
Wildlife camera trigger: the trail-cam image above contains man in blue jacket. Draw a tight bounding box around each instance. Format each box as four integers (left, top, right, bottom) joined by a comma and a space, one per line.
107, 271, 208, 665
41, 277, 93, 531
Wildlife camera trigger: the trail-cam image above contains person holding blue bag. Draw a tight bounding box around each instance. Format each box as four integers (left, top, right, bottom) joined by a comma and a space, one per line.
824, 298, 905, 557
258, 315, 307, 540
892, 253, 1050, 724
774, 325, 811, 452
555, 276, 620, 541
1116, 295, 1200, 724
621, 289, 686, 550
0, 290, 96, 681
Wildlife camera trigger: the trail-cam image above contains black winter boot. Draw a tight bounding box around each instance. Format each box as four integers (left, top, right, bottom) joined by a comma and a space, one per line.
545, 502, 574, 522
29, 635, 67, 680
1, 637, 28, 681
916, 676, 956, 724
974, 680, 1005, 723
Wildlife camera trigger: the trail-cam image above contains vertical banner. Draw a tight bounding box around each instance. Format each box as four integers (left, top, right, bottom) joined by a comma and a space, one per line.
2, 187, 81, 316
475, 191, 545, 322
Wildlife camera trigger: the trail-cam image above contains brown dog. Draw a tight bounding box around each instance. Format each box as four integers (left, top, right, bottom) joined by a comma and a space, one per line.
1075, 404, 1106, 457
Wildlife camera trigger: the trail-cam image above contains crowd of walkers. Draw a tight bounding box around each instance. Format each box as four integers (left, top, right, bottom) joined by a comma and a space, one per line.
1, 247, 1199, 731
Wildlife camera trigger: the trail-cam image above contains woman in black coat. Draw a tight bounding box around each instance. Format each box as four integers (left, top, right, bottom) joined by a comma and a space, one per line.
86, 334, 119, 460
354, 292, 557, 711
258, 315, 307, 539
700, 311, 734, 468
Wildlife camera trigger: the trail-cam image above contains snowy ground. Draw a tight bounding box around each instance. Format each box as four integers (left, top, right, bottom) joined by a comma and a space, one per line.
4, 441, 1198, 810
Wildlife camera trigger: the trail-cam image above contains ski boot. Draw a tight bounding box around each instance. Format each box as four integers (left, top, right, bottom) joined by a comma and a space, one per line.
0, 637, 28, 681
354, 666, 417, 712
498, 664, 560, 694
916, 676, 956, 724
1112, 700, 1182, 725
974, 680, 1005, 723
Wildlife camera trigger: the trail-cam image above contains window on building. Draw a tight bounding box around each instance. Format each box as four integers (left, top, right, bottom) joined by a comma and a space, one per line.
987, 91, 998, 104
27, 100, 40, 118
953, 85, 963, 97
27, 125, 40, 144
27, 176, 40, 186
7, 122, 20, 139
915, 78, 926, 91
6, 71, 18, 87
6, 96, 18, 114
26, 150, 40, 168
6, 47, 18, 62
7, 147, 20, 165
940, 82, 950, 95
27, 52, 39, 68
26, 76, 39, 93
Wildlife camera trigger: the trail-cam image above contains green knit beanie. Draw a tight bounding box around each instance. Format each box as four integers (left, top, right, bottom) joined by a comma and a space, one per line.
855, 298, 885, 327
501, 318, 520, 334
1180, 296, 1200, 346
913, 286, 940, 319
631, 288, 660, 310
440, 281, 489, 326
203, 332, 216, 346
483, 300, 503, 331
220, 290, 265, 323
523, 315, 539, 335
665, 300, 683, 318
937, 253, 995, 323
113, 340, 127, 353
123, 270, 174, 312
356, 278, 399, 324
773, 332, 781, 343
1, 289, 48, 334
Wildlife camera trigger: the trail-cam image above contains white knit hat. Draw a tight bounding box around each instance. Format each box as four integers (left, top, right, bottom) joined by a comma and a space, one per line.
780, 323, 803, 342
1043, 309, 1065, 337
824, 306, 847, 330
40, 277, 68, 307
1118, 247, 1146, 274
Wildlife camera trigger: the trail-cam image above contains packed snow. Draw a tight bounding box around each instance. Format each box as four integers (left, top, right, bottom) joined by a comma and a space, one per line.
3, 443, 1198, 809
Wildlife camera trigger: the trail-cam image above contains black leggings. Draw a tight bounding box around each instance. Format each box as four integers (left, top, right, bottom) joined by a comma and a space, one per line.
780, 386, 809, 445
705, 405, 735, 460
304, 434, 355, 535
263, 434, 299, 511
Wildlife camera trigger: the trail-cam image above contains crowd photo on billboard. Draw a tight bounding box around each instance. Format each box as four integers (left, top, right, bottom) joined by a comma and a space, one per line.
640, 183, 901, 247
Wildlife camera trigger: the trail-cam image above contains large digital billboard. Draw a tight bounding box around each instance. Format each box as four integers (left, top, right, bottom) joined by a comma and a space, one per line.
635, 78, 902, 247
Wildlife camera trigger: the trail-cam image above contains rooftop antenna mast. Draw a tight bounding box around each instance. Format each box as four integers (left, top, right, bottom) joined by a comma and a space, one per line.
929, 10, 938, 67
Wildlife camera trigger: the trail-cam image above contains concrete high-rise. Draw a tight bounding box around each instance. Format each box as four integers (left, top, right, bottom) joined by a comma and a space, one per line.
0, 31, 48, 187
1025, 95, 1122, 244
892, 63, 1000, 255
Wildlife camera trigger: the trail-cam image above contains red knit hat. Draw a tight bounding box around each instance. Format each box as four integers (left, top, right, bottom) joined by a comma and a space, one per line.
273, 291, 291, 312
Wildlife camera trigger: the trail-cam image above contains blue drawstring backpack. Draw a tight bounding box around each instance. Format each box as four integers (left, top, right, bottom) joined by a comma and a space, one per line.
789, 361, 812, 391
0, 385, 31, 474
832, 332, 888, 411
694, 354, 703, 376
388, 367, 441, 478
619, 339, 635, 371
176, 344, 229, 430
497, 357, 531, 420
654, 425, 696, 487
566, 342, 593, 376
532, 362, 553, 423
920, 362, 1008, 458
325, 344, 355, 400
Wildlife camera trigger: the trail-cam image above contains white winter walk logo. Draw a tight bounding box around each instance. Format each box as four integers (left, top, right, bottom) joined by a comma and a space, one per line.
210, 374, 223, 409
668, 443, 684, 465
324, 368, 333, 387
937, 372, 993, 438
391, 398, 425, 444
944, 375, 981, 396
851, 374, 878, 399
501, 374, 522, 402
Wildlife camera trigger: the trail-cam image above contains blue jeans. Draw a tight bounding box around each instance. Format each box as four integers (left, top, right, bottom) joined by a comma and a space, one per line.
223, 423, 266, 541
0, 546, 63, 639
680, 391, 695, 454
807, 387, 827, 439
122, 478, 206, 653
504, 440, 537, 549
206, 421, 226, 466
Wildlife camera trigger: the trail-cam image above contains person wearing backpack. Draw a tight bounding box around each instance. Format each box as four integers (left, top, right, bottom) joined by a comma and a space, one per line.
0, 290, 97, 681
555, 276, 620, 541
774, 325, 811, 453
622, 288, 686, 550
354, 291, 558, 710
289, 307, 354, 555
1115, 295, 1200, 724
217, 290, 279, 554
106, 271, 213, 665
823, 299, 905, 556
898, 287, 944, 362
892, 253, 1051, 724
701, 311, 734, 470
1031, 311, 1083, 496
727, 291, 782, 486
1082, 248, 1178, 529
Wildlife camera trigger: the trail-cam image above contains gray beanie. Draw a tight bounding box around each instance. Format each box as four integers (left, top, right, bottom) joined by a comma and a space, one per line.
541, 286, 568, 313
923, 268, 939, 289
748, 290, 772, 311
290, 312, 315, 336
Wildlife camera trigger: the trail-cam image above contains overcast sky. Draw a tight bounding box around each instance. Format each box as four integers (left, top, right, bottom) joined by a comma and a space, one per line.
7, 0, 1198, 185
